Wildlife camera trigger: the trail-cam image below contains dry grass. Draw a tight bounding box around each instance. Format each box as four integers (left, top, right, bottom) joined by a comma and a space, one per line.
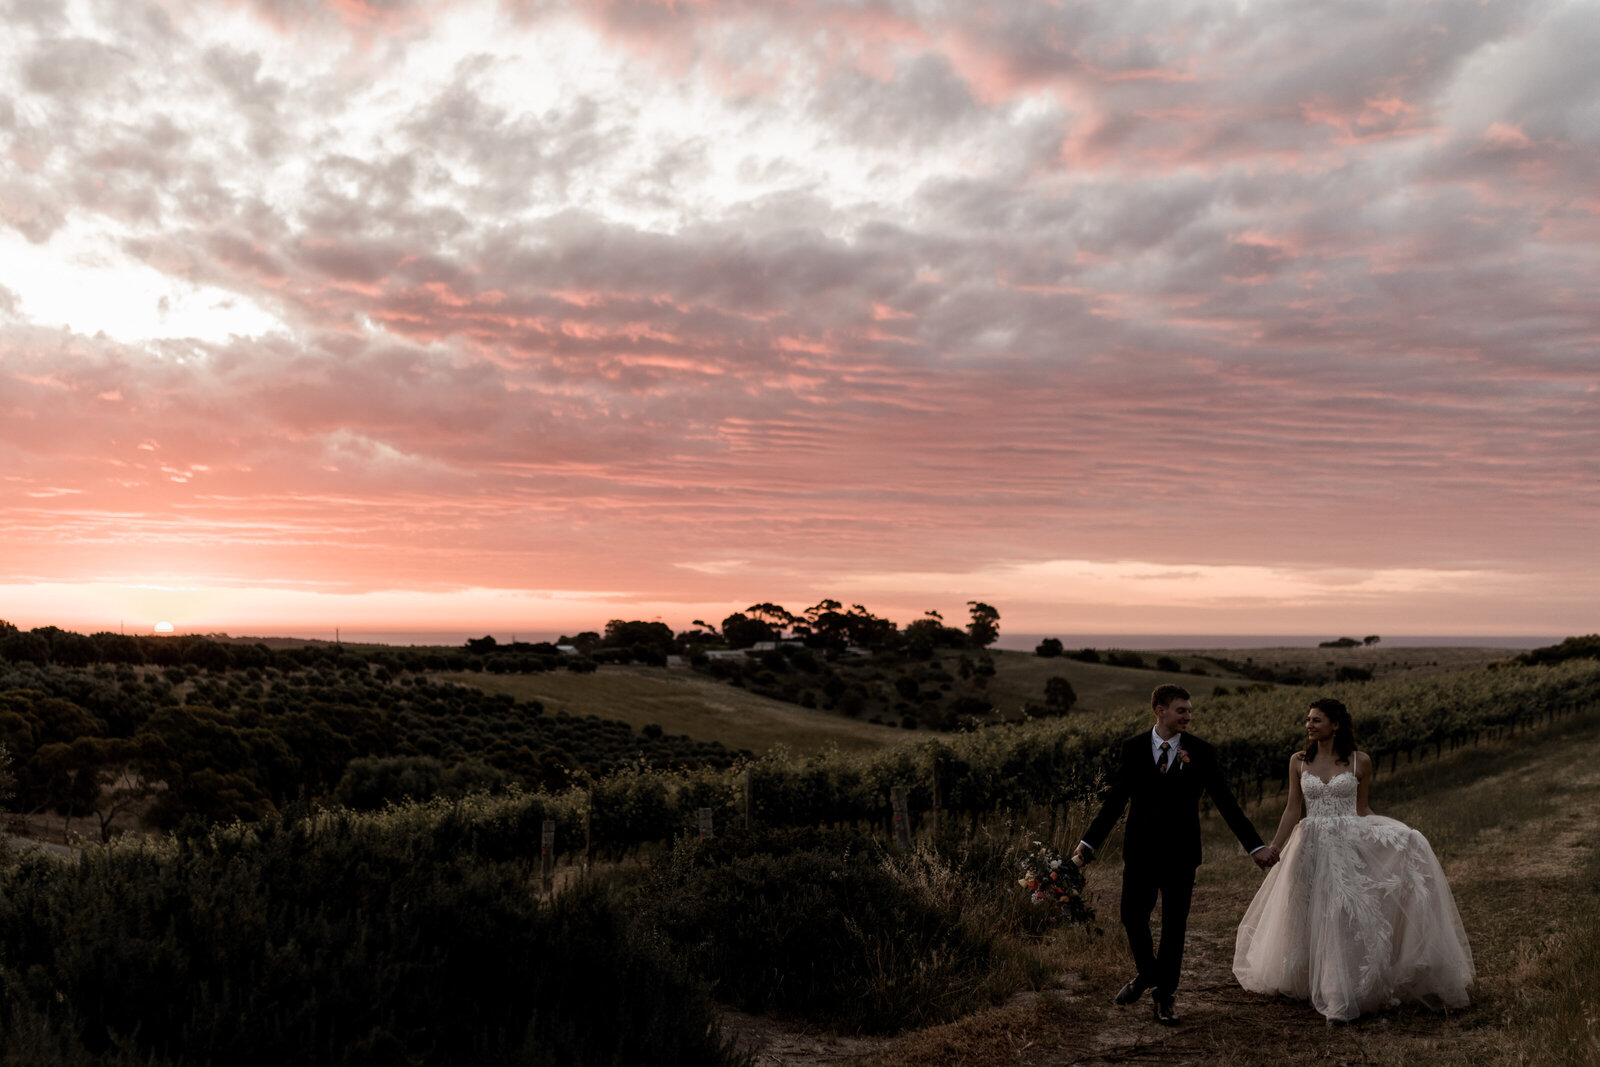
440, 650, 1237, 757
440, 646, 1512, 757
982, 649, 1255, 720
1176, 644, 1516, 681
436, 665, 911, 756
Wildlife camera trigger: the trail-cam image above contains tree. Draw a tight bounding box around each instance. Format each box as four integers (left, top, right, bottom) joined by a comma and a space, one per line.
1043, 676, 1077, 712
843, 604, 897, 649
78, 737, 149, 843
797, 600, 896, 651
0, 691, 104, 815
556, 632, 600, 654
744, 603, 797, 638
602, 620, 675, 653
0, 630, 50, 664
135, 706, 276, 827
1363, 635, 1381, 647
0, 740, 14, 809
720, 613, 775, 649
802, 600, 849, 650
905, 610, 967, 652
966, 602, 1000, 648
91, 631, 146, 664
1035, 637, 1064, 658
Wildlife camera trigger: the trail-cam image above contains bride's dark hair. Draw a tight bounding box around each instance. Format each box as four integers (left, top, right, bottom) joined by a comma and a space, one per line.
1302, 697, 1358, 766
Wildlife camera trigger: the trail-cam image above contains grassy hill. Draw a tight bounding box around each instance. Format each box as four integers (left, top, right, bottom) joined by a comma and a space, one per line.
441, 648, 1258, 758
437, 665, 912, 756
439, 645, 1524, 760
979, 648, 1251, 719
1180, 643, 1514, 681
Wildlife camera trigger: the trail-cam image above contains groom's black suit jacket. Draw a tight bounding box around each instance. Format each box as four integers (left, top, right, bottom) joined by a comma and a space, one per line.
1082, 733, 1264, 871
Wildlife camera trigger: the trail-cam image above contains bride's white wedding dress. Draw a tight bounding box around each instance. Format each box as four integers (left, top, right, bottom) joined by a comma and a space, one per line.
1232, 770, 1474, 1021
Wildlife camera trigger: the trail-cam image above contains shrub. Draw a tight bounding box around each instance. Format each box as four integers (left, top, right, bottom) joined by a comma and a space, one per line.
1043, 676, 1077, 712
0, 816, 745, 1067
1034, 638, 1064, 658
635, 835, 1027, 1034
334, 754, 446, 809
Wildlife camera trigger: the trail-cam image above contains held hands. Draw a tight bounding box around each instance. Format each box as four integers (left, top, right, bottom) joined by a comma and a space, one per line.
1071, 843, 1092, 868
1253, 845, 1280, 870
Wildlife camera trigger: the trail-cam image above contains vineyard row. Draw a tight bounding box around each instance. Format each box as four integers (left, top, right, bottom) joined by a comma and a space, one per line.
252, 660, 1600, 861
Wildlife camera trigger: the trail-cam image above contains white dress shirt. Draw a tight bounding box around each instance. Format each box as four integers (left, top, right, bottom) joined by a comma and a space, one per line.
1079, 727, 1265, 856
1150, 727, 1181, 771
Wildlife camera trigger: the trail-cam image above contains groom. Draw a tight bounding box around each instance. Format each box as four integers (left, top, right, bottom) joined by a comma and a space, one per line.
1072, 684, 1276, 1025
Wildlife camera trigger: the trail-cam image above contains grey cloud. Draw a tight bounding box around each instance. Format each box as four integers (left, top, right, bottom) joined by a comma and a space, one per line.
22, 37, 134, 98
6, 0, 1598, 592
203, 45, 290, 159
401, 70, 631, 215
239, 0, 432, 33
0, 178, 67, 242
1484, 3, 1600, 144
1, 0, 66, 31
814, 53, 984, 148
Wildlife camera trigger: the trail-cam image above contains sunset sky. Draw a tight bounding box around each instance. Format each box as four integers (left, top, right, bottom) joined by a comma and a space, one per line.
2, 0, 1596, 640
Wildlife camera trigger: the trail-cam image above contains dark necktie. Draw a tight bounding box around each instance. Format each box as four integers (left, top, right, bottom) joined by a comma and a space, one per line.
1157, 741, 1171, 773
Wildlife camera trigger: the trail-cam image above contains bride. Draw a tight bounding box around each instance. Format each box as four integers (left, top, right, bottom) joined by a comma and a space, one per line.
1232, 697, 1474, 1022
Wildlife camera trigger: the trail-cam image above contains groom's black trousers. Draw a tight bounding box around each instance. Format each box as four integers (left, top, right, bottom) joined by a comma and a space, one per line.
1119, 862, 1196, 998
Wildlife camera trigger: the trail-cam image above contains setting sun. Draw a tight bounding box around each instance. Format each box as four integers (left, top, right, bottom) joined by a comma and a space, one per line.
154, 621, 174, 634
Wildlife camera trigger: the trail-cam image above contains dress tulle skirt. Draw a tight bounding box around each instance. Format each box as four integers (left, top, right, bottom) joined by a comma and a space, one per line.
1233, 813, 1474, 1021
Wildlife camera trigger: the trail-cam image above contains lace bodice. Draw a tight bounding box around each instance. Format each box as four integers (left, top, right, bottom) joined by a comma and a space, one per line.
1301, 770, 1359, 820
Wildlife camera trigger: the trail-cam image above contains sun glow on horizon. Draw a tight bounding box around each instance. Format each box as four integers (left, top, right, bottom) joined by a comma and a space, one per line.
0, 557, 1585, 642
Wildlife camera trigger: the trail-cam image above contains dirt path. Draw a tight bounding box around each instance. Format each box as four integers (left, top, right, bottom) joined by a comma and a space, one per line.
3, 834, 78, 860
729, 716, 1600, 1066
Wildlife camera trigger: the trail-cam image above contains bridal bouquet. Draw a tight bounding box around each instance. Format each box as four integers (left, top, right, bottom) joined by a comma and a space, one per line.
1016, 839, 1095, 926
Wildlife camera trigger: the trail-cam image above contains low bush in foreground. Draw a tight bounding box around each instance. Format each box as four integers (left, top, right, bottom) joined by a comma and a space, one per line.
0, 815, 745, 1067
632, 828, 1061, 1034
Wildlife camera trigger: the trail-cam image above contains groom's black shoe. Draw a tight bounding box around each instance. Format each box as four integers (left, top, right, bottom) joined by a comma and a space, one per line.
1152, 995, 1178, 1026
1113, 978, 1149, 1006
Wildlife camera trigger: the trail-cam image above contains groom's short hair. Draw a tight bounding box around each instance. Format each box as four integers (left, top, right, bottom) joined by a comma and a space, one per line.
1151, 684, 1190, 709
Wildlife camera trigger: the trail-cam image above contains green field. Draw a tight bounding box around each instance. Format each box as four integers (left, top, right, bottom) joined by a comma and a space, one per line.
441, 650, 1257, 758
437, 665, 911, 755
978, 648, 1254, 719
1179, 644, 1515, 680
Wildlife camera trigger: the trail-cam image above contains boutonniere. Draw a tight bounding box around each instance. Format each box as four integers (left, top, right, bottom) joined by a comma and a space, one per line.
1178, 749, 1191, 766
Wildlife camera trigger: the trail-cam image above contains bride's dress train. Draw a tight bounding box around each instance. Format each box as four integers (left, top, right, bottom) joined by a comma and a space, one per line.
1232, 771, 1474, 1021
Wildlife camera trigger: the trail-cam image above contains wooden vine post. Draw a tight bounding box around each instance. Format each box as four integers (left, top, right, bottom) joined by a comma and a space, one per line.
584, 787, 595, 872
540, 819, 556, 893
698, 807, 715, 840
890, 786, 911, 851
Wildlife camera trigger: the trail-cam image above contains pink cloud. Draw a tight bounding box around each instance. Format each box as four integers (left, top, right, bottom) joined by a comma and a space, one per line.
0, 0, 1596, 635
